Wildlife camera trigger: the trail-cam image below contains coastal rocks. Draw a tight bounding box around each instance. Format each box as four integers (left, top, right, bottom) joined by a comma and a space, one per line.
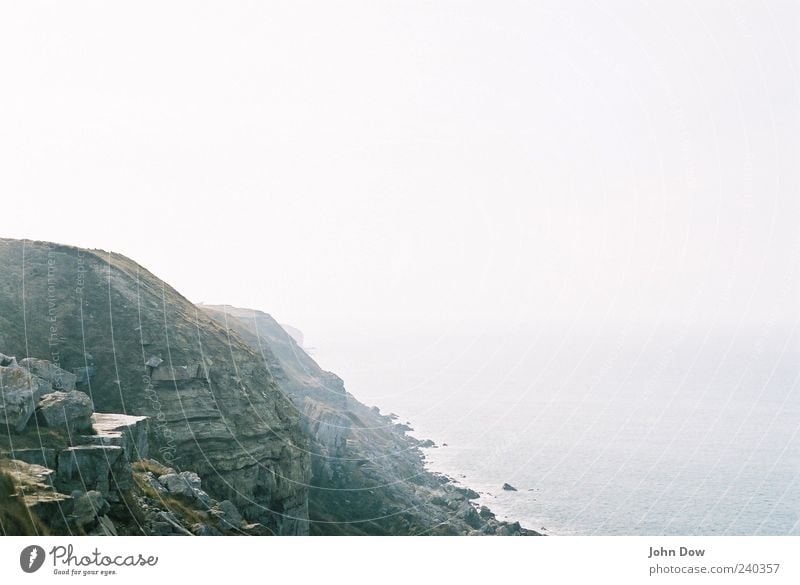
56, 445, 126, 495
88, 413, 149, 461
158, 471, 212, 507
19, 358, 77, 391
0, 352, 16, 367
0, 240, 311, 536
502, 483, 518, 491
0, 364, 50, 431
0, 458, 72, 531
211, 499, 243, 529
191, 523, 222, 536
0, 448, 57, 470
37, 391, 94, 434
495, 521, 524, 536
150, 363, 203, 382
157, 472, 197, 498
71, 490, 110, 529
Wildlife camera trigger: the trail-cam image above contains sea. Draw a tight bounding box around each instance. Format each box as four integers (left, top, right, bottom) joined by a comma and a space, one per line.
313, 320, 800, 535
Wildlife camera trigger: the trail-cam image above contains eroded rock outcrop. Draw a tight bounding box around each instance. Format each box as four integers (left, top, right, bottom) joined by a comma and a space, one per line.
19, 358, 77, 391
37, 391, 94, 434
0, 364, 51, 431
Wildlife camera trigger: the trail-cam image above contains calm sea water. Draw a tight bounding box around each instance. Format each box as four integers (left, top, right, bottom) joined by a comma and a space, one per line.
314, 321, 799, 535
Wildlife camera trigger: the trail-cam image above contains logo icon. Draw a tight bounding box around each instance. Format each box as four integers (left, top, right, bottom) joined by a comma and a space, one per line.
20, 545, 46, 573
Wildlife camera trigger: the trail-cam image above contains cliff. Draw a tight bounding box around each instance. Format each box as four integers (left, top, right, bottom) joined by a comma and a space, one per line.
0, 238, 536, 536
0, 239, 309, 534
200, 305, 538, 535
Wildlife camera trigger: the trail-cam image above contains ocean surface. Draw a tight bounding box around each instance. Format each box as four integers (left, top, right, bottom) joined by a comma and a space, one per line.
313, 321, 800, 535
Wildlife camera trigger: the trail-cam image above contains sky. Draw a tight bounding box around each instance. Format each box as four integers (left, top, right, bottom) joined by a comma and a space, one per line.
1, 1, 798, 347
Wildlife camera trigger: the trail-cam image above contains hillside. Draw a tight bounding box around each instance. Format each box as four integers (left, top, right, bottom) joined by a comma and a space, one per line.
200, 305, 538, 535
0, 239, 309, 534
0, 238, 535, 536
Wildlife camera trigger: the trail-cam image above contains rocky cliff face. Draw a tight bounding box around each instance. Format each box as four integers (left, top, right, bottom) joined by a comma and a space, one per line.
0, 239, 309, 534
200, 305, 539, 535
0, 239, 536, 536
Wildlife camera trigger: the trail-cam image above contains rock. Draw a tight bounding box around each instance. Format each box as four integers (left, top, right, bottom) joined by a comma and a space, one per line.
495, 521, 523, 536
191, 522, 222, 536
143, 459, 174, 476
479, 505, 495, 520
419, 439, 437, 448
0, 352, 16, 367
157, 510, 193, 535
95, 515, 118, 536
151, 521, 172, 535
72, 367, 95, 387
0, 364, 50, 431
455, 486, 480, 500
459, 503, 483, 529
19, 358, 77, 391
145, 356, 163, 369
158, 473, 193, 498
71, 490, 109, 528
150, 364, 202, 381
89, 413, 149, 461
502, 483, 518, 491
0, 448, 57, 470
0, 458, 72, 530
194, 489, 213, 508
212, 500, 243, 528
36, 391, 94, 434
431, 495, 448, 507
241, 522, 271, 536
141, 471, 167, 495
158, 471, 203, 500
56, 445, 125, 494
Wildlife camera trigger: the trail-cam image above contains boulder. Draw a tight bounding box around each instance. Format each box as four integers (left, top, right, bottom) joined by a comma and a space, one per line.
212, 499, 243, 528
141, 471, 167, 496
194, 489, 213, 508
495, 521, 523, 536
459, 503, 484, 529
502, 483, 518, 492
0, 364, 50, 431
145, 356, 163, 369
36, 391, 94, 434
0, 353, 16, 367
158, 472, 199, 499
56, 445, 125, 494
241, 523, 271, 536
71, 490, 109, 528
191, 523, 222, 536
19, 358, 77, 391
89, 413, 149, 461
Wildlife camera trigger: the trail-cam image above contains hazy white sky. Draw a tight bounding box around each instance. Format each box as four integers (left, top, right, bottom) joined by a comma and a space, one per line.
1, 1, 798, 343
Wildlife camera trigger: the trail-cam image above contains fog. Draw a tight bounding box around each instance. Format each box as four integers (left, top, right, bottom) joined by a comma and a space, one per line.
1, 1, 798, 348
